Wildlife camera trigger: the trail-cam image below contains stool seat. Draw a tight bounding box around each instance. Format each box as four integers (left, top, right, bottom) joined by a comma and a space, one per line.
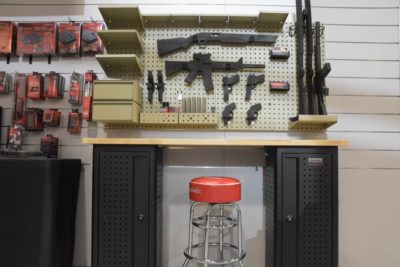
189, 176, 241, 203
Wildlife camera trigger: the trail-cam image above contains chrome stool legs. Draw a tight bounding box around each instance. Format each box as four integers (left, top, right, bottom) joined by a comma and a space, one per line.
183, 202, 246, 266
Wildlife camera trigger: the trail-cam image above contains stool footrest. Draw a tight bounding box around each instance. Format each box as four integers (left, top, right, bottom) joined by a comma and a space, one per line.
192, 215, 237, 230
184, 242, 246, 265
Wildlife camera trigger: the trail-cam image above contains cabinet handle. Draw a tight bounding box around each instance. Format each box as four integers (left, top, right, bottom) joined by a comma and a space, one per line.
137, 214, 145, 221
286, 215, 294, 222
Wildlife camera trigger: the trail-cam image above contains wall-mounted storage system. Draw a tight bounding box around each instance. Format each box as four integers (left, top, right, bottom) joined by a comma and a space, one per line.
93, 6, 336, 131
93, 6, 144, 126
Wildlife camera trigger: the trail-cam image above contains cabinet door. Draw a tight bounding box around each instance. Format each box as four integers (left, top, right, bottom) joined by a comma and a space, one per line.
93, 147, 151, 267
281, 150, 336, 267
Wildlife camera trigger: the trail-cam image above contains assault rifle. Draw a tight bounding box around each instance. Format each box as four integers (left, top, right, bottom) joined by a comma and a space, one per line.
165, 53, 265, 91
157, 32, 278, 56
295, 0, 308, 115
314, 22, 331, 115
304, 0, 318, 114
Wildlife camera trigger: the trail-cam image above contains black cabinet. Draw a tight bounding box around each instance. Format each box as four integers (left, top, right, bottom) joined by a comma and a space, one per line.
265, 147, 338, 267
92, 145, 162, 267
0, 158, 81, 267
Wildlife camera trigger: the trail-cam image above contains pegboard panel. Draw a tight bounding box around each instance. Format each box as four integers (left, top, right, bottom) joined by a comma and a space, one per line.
179, 113, 218, 126
298, 155, 333, 267
106, 20, 326, 131
98, 153, 132, 266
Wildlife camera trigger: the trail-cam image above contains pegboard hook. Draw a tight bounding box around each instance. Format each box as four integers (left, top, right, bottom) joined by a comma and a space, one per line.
289, 25, 296, 37
225, 15, 230, 26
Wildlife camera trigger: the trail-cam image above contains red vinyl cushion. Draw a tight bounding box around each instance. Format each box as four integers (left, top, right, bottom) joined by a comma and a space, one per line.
189, 177, 241, 203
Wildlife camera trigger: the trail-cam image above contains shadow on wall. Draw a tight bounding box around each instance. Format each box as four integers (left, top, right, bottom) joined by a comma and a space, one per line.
0, 0, 85, 17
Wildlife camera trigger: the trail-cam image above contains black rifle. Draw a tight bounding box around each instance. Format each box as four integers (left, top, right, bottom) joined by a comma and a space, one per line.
295, 0, 308, 115
157, 32, 278, 56
304, 0, 318, 114
165, 53, 265, 91
245, 74, 265, 101
222, 103, 237, 126
222, 74, 240, 102
156, 70, 165, 102
246, 103, 262, 126
314, 22, 331, 115
146, 71, 155, 102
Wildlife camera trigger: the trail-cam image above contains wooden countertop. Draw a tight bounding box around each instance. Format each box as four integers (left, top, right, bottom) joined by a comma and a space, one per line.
82, 138, 349, 147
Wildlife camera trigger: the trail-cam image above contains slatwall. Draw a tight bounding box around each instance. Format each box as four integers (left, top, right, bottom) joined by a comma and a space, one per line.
0, 1, 399, 267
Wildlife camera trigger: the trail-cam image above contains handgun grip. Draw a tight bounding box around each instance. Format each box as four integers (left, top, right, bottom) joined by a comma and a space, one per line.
201, 68, 214, 91
185, 69, 198, 85
320, 63, 331, 79
157, 37, 192, 56
223, 86, 230, 102
245, 87, 252, 101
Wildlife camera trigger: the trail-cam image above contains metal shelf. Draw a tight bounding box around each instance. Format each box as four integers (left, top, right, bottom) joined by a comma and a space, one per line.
96, 54, 143, 79
98, 30, 144, 53
142, 11, 288, 30
289, 115, 338, 131
99, 6, 144, 30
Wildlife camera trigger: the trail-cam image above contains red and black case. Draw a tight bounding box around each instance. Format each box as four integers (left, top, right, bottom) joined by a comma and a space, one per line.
16, 22, 57, 56
58, 22, 81, 55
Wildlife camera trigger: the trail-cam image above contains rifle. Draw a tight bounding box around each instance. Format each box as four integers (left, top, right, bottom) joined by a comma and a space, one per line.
222, 103, 237, 126
295, 0, 308, 115
165, 53, 265, 91
157, 32, 278, 56
304, 0, 318, 114
222, 75, 240, 102
314, 22, 331, 115
245, 74, 265, 101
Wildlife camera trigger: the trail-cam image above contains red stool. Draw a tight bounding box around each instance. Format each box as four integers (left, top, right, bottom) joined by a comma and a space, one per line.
182, 177, 245, 267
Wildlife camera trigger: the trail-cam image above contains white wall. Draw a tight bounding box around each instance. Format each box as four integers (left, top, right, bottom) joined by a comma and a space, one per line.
0, 1, 399, 267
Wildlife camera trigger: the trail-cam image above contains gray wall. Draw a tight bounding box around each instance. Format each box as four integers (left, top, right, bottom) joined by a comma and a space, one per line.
0, 1, 399, 267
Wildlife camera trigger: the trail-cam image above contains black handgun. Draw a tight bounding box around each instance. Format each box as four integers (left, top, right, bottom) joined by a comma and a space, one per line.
246, 103, 262, 125
157, 32, 278, 56
222, 103, 237, 126
245, 74, 265, 101
222, 74, 240, 102
165, 53, 265, 91
156, 70, 165, 102
146, 71, 155, 102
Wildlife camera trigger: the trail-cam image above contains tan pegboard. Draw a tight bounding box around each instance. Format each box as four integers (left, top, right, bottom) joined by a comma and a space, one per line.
140, 112, 178, 125
107, 20, 326, 131
179, 113, 218, 126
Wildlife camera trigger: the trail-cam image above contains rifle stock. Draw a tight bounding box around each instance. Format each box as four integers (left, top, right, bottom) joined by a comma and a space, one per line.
157, 37, 194, 56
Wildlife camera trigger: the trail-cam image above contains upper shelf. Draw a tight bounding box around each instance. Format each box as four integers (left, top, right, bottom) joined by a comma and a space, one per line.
97, 30, 144, 53
96, 54, 143, 79
99, 6, 144, 30
98, 6, 288, 30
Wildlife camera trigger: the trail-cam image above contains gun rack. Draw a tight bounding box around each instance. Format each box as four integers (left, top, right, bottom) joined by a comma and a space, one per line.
95, 6, 335, 131
97, 30, 144, 54
95, 54, 143, 79
289, 115, 338, 131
